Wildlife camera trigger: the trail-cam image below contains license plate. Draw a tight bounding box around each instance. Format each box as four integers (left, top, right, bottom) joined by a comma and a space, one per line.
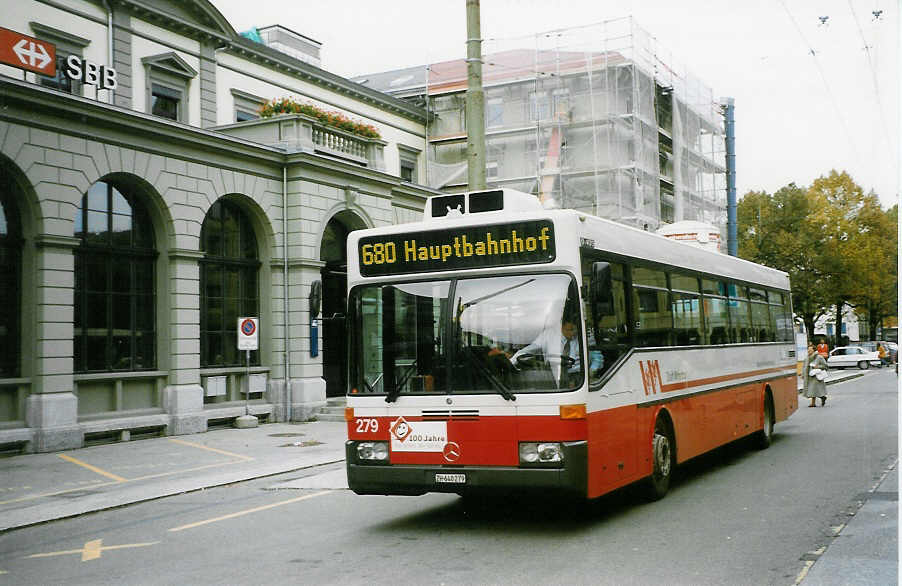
435, 473, 466, 484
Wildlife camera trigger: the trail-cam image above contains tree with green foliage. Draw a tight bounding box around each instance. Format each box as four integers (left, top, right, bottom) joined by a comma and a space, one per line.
846, 200, 897, 338
738, 182, 824, 337
806, 171, 868, 341
737, 170, 897, 342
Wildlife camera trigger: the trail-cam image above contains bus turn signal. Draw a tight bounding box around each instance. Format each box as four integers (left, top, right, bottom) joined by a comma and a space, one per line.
559, 404, 586, 419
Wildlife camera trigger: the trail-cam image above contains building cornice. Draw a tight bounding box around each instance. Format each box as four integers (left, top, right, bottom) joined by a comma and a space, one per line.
222, 37, 427, 124
112, 0, 236, 45
41, 0, 427, 126
0, 77, 284, 163
0, 77, 433, 203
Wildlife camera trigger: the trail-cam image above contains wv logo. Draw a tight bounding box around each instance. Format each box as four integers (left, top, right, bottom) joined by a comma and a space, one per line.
639, 360, 663, 395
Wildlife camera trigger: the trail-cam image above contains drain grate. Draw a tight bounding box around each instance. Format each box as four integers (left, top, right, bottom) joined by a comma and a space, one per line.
279, 440, 324, 448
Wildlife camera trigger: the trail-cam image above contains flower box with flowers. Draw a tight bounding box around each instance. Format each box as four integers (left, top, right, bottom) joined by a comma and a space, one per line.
259, 98, 380, 140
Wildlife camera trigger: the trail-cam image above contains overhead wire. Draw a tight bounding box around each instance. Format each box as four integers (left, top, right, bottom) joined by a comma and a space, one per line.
847, 0, 894, 151
777, 0, 862, 165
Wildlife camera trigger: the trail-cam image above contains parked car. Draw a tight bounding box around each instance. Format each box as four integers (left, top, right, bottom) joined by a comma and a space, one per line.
827, 346, 881, 369
857, 341, 897, 364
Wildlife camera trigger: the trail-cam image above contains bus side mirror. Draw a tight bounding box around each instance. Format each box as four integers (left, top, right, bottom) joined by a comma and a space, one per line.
591, 262, 613, 315
309, 280, 322, 319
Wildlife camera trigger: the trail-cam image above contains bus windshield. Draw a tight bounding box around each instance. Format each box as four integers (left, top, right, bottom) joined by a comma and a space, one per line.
349, 273, 583, 399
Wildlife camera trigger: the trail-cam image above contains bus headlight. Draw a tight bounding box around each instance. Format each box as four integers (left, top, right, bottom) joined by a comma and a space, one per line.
519, 442, 564, 467
356, 441, 389, 462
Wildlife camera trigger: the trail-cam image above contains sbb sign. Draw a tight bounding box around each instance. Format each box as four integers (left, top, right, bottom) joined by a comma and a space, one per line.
64, 55, 117, 90
0, 27, 56, 76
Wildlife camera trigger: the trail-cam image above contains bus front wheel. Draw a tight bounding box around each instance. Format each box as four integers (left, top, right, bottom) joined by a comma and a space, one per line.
644, 415, 674, 501
754, 394, 774, 449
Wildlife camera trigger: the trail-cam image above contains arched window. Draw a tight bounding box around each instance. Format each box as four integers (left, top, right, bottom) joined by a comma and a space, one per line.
200, 200, 260, 367
74, 180, 156, 372
0, 173, 22, 378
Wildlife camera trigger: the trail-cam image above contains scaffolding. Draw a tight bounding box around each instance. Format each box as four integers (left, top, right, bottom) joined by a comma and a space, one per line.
424, 17, 726, 234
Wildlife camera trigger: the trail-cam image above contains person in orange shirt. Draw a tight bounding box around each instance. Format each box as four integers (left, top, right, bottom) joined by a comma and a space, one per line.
816, 338, 829, 359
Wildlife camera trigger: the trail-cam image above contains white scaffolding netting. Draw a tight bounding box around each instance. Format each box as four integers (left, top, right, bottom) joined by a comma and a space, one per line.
424, 17, 726, 236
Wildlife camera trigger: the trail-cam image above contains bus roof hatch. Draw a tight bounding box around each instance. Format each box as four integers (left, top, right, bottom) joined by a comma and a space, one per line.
426, 188, 545, 221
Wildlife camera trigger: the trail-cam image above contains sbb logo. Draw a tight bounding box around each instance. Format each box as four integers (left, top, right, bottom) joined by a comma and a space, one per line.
64, 55, 117, 90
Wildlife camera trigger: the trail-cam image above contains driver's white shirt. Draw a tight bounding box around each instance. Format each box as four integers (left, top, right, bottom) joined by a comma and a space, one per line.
510, 330, 579, 381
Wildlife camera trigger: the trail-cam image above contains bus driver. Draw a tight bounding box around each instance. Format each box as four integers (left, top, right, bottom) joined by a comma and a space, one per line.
510, 319, 584, 387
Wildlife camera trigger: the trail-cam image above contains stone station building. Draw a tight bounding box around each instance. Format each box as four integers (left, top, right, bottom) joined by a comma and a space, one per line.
0, 0, 434, 452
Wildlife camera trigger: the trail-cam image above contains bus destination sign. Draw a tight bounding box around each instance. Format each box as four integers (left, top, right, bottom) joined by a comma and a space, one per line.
358, 220, 555, 277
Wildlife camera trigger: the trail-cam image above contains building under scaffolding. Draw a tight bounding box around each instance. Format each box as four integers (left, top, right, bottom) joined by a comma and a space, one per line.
358, 17, 727, 236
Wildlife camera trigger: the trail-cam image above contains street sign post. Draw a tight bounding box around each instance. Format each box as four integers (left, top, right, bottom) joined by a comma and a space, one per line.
0, 27, 56, 76
237, 318, 259, 425
238, 317, 259, 351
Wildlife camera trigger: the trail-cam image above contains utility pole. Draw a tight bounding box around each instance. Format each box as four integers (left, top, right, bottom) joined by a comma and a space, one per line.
722, 97, 737, 256
466, 0, 486, 190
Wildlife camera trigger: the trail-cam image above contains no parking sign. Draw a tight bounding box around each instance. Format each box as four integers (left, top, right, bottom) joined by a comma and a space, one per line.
237, 317, 259, 350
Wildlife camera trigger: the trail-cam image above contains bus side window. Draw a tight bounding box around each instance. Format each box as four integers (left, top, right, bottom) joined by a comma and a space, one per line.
582, 258, 629, 384
631, 266, 672, 348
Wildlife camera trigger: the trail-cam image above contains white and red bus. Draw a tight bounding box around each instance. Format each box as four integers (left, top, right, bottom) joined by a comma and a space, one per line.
344, 189, 798, 500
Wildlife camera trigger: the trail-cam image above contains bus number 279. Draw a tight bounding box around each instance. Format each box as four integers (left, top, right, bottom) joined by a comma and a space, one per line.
355, 418, 379, 433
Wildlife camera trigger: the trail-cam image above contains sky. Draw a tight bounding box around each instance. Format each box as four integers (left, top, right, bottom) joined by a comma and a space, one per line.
213, 0, 900, 209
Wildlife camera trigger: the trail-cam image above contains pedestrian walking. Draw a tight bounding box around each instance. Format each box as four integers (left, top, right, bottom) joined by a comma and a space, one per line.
804, 343, 828, 407
816, 338, 829, 359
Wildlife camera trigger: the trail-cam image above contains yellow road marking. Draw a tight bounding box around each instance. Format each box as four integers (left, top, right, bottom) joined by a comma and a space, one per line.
81, 539, 102, 561
28, 539, 159, 562
169, 490, 331, 533
0, 481, 115, 506
167, 438, 254, 461
0, 461, 247, 506
57, 454, 127, 482
794, 560, 814, 585
4, 441, 254, 506
128, 460, 248, 482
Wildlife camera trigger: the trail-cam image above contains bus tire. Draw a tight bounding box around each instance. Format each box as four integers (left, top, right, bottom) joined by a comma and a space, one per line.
858, 360, 869, 370
754, 393, 774, 449
644, 415, 675, 501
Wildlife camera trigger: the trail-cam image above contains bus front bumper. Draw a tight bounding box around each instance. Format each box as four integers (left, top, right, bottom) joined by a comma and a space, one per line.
345, 441, 587, 497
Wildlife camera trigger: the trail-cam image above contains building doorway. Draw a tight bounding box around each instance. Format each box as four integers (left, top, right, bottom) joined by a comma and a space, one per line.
319, 211, 364, 397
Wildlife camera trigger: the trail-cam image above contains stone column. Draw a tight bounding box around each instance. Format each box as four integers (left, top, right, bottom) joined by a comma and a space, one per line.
112, 10, 133, 109
163, 249, 206, 435
366, 139, 387, 171
199, 44, 217, 128
287, 260, 326, 420
28, 235, 81, 452
266, 257, 289, 422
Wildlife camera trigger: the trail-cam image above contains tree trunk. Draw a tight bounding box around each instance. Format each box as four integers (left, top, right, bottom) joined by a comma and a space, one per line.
835, 300, 844, 346
803, 315, 816, 343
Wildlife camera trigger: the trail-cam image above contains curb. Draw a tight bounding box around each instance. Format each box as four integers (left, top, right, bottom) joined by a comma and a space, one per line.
825, 372, 866, 385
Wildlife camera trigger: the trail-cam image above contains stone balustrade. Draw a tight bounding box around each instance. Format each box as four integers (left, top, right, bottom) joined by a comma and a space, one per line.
216, 114, 386, 171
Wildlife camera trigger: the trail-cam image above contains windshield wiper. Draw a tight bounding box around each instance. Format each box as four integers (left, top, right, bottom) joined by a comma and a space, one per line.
461, 347, 516, 401
385, 385, 401, 403
386, 361, 417, 403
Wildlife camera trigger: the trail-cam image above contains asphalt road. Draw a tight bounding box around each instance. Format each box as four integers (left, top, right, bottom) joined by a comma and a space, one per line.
0, 369, 896, 585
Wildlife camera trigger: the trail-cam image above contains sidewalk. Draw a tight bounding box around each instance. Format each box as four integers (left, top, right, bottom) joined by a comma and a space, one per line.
796, 368, 898, 585
800, 461, 898, 585
0, 419, 349, 532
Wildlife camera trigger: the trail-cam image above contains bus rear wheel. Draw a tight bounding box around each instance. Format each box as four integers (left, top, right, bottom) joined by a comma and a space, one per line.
644, 416, 674, 501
